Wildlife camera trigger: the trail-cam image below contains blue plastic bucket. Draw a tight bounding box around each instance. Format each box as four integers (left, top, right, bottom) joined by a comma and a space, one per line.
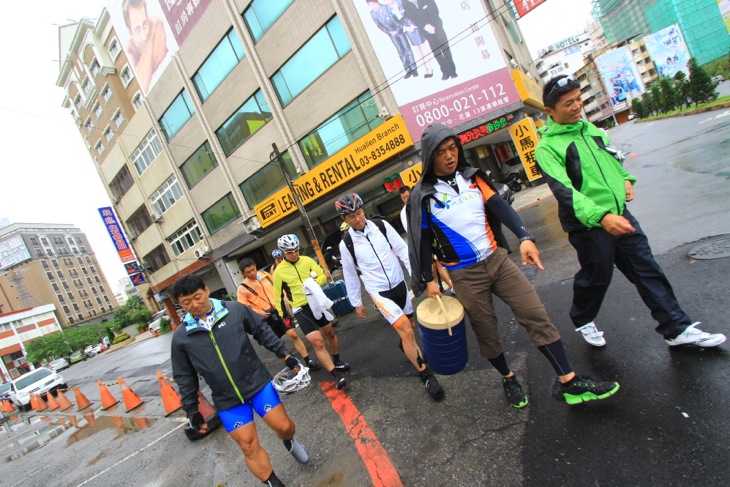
417, 296, 468, 375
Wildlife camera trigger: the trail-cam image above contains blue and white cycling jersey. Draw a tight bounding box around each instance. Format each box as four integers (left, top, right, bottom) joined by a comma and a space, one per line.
421, 172, 498, 270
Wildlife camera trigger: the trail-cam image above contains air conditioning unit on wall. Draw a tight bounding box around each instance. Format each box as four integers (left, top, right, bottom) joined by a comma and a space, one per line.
194, 245, 211, 259
151, 211, 163, 223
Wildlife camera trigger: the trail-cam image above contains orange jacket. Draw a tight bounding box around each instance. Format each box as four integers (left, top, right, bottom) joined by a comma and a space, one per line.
237, 271, 277, 317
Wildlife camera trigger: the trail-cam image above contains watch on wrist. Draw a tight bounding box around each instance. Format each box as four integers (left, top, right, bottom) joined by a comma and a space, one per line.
519, 235, 536, 243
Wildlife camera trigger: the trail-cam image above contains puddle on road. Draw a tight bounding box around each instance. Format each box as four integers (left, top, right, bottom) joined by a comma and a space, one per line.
67, 414, 157, 446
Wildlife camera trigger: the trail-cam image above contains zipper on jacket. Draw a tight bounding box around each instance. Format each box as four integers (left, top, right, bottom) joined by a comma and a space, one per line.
580, 126, 621, 213
364, 231, 393, 290
209, 330, 246, 404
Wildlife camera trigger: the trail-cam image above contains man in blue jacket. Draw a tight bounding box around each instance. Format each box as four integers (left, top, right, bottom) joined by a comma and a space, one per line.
171, 275, 307, 487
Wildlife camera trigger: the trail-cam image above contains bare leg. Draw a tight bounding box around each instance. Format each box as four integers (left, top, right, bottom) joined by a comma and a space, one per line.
319, 323, 340, 356
304, 329, 335, 371
394, 316, 425, 372
229, 421, 274, 482
285, 328, 308, 359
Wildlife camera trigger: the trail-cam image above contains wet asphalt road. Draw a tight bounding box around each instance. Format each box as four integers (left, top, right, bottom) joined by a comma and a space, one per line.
1, 108, 729, 486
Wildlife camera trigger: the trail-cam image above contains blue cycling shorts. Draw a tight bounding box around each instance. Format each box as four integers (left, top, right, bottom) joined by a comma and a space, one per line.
218, 382, 282, 432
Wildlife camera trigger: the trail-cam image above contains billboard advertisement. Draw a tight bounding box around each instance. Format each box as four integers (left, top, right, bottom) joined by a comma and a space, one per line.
643, 24, 691, 79
719, 0, 730, 34
594, 46, 644, 111
107, 0, 180, 94
514, 0, 548, 18
157, 0, 214, 45
352, 0, 518, 142
98, 207, 135, 264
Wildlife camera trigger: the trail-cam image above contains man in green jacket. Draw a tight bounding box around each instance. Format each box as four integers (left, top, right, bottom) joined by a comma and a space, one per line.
535, 75, 725, 349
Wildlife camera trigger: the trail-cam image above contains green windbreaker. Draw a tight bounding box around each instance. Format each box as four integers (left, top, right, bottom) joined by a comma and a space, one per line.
535, 118, 636, 233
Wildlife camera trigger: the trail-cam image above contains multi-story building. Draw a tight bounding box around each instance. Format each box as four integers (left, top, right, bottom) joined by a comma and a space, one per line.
535, 32, 594, 83
592, 0, 730, 65
56, 0, 545, 308
0, 223, 118, 325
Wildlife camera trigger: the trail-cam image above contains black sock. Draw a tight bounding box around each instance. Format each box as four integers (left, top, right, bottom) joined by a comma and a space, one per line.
283, 438, 292, 450
487, 353, 511, 376
302, 355, 310, 362
333, 354, 340, 363
537, 339, 573, 376
263, 470, 284, 487
560, 376, 577, 388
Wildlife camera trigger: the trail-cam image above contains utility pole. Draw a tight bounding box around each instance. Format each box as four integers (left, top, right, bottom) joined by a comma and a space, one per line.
270, 143, 330, 275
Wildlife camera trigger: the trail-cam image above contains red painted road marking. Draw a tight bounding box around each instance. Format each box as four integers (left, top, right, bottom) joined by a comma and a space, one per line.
320, 381, 403, 487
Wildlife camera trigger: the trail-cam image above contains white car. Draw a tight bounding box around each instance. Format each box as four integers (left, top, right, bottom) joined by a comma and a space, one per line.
148, 310, 168, 334
8, 367, 67, 410
48, 358, 70, 372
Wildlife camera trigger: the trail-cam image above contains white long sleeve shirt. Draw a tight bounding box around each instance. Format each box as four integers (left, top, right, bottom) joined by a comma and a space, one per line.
339, 219, 411, 308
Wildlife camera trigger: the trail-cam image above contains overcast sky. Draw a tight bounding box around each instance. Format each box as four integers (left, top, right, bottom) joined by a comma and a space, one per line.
0, 0, 592, 293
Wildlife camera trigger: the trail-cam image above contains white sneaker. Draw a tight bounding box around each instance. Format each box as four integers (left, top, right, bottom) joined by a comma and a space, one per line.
665, 322, 726, 348
576, 322, 606, 347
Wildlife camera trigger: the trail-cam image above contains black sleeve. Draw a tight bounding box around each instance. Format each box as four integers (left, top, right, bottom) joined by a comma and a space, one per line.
485, 192, 533, 240
419, 226, 435, 282
170, 336, 200, 417
237, 302, 290, 359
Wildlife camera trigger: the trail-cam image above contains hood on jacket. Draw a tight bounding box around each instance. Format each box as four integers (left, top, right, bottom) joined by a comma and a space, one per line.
420, 124, 469, 183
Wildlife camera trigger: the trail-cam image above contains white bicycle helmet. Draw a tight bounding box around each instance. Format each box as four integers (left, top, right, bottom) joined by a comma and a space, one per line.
272, 249, 283, 259
277, 234, 300, 251
272, 365, 311, 394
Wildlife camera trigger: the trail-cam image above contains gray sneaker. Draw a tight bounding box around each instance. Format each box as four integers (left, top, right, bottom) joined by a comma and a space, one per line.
285, 438, 309, 464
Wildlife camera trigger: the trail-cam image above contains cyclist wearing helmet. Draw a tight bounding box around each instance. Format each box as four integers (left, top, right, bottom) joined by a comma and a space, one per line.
273, 234, 349, 390
336, 193, 444, 400
270, 249, 284, 274
237, 258, 321, 371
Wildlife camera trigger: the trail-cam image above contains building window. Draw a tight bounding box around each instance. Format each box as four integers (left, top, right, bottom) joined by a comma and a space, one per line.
150, 176, 184, 215
95, 141, 105, 156
239, 151, 297, 208
41, 260, 48, 269
180, 141, 218, 189
243, 0, 294, 42
202, 193, 241, 234
109, 38, 120, 59
74, 95, 82, 110
85, 118, 94, 134
132, 92, 142, 109
215, 90, 272, 156
81, 78, 91, 94
192, 29, 246, 102
101, 85, 112, 102
46, 271, 54, 280
159, 91, 195, 141
113, 110, 125, 127
144, 245, 171, 272
110, 165, 134, 199
299, 92, 382, 169
104, 127, 113, 142
121, 66, 133, 85
127, 206, 154, 235
93, 103, 102, 118
63, 306, 70, 314
90, 59, 100, 76
271, 16, 351, 106
167, 221, 203, 256
131, 130, 162, 175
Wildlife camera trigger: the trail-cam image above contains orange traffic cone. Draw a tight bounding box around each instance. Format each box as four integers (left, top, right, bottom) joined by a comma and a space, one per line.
73, 386, 92, 411
29, 394, 38, 411
197, 391, 216, 420
132, 416, 150, 430
110, 415, 126, 431
46, 392, 61, 411
118, 378, 144, 412
57, 389, 74, 411
83, 411, 97, 429
98, 381, 119, 410
34, 394, 49, 412
158, 372, 182, 416
1, 399, 15, 413
58, 417, 67, 427
67, 415, 79, 428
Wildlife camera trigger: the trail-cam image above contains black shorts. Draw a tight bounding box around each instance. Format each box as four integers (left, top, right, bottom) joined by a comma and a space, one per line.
294, 304, 330, 335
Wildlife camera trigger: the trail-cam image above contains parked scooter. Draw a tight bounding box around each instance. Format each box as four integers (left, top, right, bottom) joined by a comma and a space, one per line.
504, 172, 523, 192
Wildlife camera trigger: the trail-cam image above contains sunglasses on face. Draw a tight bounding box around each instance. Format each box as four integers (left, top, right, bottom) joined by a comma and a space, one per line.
284, 249, 299, 254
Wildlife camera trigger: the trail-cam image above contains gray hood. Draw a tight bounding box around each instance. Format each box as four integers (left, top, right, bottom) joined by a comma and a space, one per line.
420, 123, 470, 183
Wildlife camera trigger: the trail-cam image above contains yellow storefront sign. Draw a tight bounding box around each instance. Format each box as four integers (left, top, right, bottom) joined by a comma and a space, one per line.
510, 69, 544, 110
508, 117, 543, 182
399, 162, 423, 187
255, 115, 413, 228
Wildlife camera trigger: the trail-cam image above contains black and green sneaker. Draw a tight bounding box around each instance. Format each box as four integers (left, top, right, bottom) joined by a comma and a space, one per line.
502, 376, 528, 408
557, 375, 620, 405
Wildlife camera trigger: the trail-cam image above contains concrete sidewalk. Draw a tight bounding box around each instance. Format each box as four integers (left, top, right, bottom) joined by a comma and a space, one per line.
512, 181, 554, 211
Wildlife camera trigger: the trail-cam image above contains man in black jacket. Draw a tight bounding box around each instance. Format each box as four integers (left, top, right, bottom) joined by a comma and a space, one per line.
171, 275, 307, 487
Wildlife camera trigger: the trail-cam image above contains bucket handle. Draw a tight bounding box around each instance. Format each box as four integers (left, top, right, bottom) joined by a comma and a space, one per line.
435, 295, 453, 336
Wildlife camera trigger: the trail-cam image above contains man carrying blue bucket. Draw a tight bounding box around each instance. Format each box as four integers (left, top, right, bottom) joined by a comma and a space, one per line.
405, 123, 620, 408
335, 193, 445, 401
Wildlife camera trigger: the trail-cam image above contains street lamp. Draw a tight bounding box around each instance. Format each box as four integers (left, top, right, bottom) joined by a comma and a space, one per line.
269, 144, 330, 275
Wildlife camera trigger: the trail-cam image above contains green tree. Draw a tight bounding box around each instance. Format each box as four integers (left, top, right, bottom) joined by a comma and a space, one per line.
687, 57, 717, 106
649, 84, 663, 113
641, 88, 656, 116
632, 98, 646, 119
658, 77, 677, 112
25, 332, 73, 364
111, 295, 151, 331
673, 71, 690, 109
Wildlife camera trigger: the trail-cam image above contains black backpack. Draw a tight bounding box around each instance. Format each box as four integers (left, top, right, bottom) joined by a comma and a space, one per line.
341, 218, 391, 274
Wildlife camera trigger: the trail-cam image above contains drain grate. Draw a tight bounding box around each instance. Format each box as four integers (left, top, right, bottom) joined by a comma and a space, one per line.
688, 235, 730, 260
